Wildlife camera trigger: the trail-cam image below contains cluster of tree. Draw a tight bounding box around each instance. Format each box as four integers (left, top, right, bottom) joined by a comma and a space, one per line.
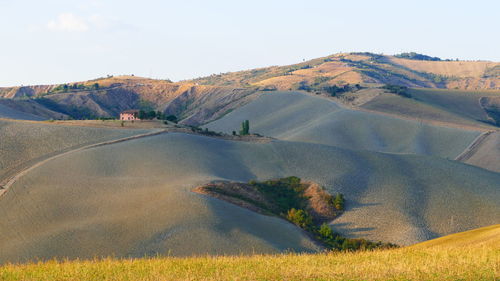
394, 52, 442, 61
323, 84, 361, 97
248, 177, 397, 251
317, 222, 397, 251
51, 83, 100, 93
138, 110, 177, 122
298, 81, 362, 97
327, 193, 345, 211
190, 126, 223, 136
239, 120, 250, 135
249, 176, 308, 215
382, 84, 412, 98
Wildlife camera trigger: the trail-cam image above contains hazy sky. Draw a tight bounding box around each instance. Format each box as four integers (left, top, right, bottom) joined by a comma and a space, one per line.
1, 0, 498, 86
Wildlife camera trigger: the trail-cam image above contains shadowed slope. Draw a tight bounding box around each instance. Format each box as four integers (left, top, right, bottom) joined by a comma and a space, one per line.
0, 104, 45, 121
0, 133, 498, 263
206, 91, 480, 158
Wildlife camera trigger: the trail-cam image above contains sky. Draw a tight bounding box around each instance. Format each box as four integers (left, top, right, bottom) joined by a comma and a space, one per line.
0, 0, 499, 86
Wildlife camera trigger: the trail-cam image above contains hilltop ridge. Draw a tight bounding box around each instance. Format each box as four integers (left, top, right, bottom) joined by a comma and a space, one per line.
0, 53, 498, 124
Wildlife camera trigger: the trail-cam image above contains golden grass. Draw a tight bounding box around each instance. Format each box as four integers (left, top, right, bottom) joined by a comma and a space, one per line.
0, 246, 498, 281
411, 224, 500, 249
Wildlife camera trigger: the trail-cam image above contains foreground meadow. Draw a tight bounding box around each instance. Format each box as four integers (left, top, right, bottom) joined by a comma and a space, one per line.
0, 246, 498, 281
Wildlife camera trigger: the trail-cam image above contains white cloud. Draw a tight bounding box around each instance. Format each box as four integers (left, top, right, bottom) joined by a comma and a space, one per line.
47, 13, 89, 32
45, 12, 131, 33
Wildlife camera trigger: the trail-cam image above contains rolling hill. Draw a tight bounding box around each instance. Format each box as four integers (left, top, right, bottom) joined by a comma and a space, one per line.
0, 119, 153, 192
206, 91, 481, 158
0, 52, 498, 266
0, 131, 498, 263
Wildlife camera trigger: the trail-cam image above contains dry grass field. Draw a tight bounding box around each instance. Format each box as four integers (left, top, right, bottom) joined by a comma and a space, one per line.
0, 231, 497, 281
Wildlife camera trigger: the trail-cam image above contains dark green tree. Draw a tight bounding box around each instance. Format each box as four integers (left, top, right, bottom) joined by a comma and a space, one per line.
147, 110, 156, 120
138, 110, 147, 120
333, 193, 344, 210
287, 208, 314, 231
165, 115, 178, 123
239, 120, 250, 135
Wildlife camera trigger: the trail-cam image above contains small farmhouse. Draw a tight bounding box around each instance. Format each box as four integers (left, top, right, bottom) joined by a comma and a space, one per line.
120, 110, 140, 121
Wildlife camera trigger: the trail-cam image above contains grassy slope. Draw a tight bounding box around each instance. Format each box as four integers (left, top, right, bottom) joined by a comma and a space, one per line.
0, 242, 497, 280
0, 133, 498, 263
206, 91, 481, 158
411, 224, 500, 248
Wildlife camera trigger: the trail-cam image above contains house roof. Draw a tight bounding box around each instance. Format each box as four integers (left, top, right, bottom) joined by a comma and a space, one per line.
121, 109, 139, 114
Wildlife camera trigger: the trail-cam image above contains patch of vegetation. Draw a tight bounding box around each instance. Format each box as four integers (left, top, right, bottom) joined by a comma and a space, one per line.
239, 120, 250, 135
189, 126, 223, 136
296, 80, 361, 97
137, 110, 173, 121
382, 84, 412, 98
323, 84, 361, 97
47, 83, 101, 94
165, 114, 178, 123
394, 52, 442, 61
203, 177, 396, 251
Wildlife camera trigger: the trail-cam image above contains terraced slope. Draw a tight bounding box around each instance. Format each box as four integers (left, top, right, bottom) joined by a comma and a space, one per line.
206, 91, 480, 158
0, 119, 151, 189
0, 133, 498, 263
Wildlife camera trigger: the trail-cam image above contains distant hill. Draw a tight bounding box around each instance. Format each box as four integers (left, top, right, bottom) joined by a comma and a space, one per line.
0, 76, 260, 124
0, 53, 498, 123
189, 52, 499, 90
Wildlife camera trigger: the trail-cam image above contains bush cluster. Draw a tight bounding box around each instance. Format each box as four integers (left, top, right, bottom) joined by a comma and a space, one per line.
249, 177, 396, 251
382, 84, 412, 98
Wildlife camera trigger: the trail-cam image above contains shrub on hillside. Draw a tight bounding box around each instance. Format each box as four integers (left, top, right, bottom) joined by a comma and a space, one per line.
394, 52, 441, 61
382, 84, 411, 98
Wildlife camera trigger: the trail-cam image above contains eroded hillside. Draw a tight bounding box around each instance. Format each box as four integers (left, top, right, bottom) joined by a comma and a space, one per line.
0, 53, 498, 124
